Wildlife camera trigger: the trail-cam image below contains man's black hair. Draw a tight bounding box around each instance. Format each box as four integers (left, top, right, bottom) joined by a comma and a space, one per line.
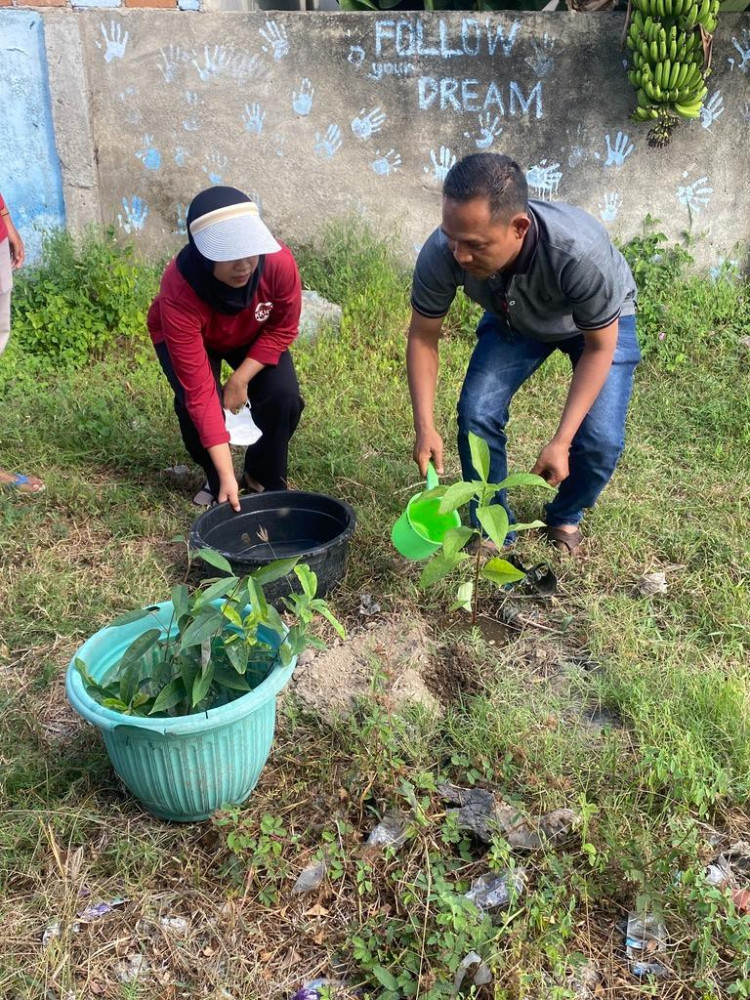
443, 153, 529, 220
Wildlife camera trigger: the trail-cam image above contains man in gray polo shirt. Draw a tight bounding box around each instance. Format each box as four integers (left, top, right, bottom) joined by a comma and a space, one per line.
407, 152, 640, 554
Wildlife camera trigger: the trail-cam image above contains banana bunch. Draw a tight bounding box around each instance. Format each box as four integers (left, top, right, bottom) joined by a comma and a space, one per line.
626, 0, 718, 123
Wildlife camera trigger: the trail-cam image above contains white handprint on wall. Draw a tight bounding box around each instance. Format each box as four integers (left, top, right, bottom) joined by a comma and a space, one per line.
351, 108, 387, 140
700, 91, 724, 130
314, 125, 342, 159
599, 192, 622, 223
526, 160, 562, 200
259, 21, 290, 61
372, 150, 402, 177
96, 21, 129, 64
292, 79, 314, 117
117, 196, 148, 234
604, 132, 634, 168
425, 147, 456, 182
242, 103, 266, 136
676, 174, 713, 215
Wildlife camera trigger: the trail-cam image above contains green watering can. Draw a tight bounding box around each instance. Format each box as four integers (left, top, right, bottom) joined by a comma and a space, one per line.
391, 462, 461, 561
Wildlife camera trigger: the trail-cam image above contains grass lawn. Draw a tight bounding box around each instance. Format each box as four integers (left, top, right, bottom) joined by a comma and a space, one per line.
0, 223, 749, 999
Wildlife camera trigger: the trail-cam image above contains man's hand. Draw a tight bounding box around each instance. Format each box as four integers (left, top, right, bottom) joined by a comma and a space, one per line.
413, 427, 444, 477
7, 223, 24, 270
222, 374, 249, 414
531, 439, 570, 487
217, 473, 241, 512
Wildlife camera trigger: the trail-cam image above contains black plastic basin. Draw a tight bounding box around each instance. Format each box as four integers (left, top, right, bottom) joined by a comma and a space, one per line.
190, 491, 356, 602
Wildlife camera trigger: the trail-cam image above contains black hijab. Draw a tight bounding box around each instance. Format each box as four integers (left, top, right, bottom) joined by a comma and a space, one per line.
176, 186, 265, 315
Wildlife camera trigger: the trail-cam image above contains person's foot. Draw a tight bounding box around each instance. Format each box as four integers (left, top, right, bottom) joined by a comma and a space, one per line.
243, 473, 265, 494
192, 482, 215, 507
0, 469, 44, 494
541, 524, 582, 555
465, 536, 500, 557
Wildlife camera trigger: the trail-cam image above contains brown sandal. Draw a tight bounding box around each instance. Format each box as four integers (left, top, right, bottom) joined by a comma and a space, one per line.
542, 526, 583, 555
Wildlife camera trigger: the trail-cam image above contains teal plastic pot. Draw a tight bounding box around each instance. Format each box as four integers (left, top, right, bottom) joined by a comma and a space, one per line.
65, 602, 296, 822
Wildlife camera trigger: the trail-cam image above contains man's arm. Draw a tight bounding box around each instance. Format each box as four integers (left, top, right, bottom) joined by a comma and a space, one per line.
531, 320, 618, 486
406, 309, 446, 476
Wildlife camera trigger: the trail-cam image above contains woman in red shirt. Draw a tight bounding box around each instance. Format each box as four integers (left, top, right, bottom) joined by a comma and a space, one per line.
148, 187, 304, 512
0, 193, 44, 494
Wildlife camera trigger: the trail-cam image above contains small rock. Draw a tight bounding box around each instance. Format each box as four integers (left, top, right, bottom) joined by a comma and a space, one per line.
638, 572, 668, 596
299, 290, 342, 342
739, 336, 750, 352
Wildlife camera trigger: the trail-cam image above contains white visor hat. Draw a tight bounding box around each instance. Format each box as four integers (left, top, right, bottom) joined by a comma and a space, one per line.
189, 202, 281, 262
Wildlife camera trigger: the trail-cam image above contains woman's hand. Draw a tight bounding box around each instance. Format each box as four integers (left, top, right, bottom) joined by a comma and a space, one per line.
217, 473, 241, 512
223, 373, 249, 414
7, 221, 24, 270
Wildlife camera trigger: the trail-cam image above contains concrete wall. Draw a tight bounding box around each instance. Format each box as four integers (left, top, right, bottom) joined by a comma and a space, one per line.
3, 9, 750, 266
0, 10, 66, 260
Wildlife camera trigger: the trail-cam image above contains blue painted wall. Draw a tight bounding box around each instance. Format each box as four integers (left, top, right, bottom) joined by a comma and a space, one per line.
0, 11, 65, 262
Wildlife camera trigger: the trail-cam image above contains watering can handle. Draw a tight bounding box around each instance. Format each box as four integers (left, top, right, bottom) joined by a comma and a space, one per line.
426, 461, 439, 490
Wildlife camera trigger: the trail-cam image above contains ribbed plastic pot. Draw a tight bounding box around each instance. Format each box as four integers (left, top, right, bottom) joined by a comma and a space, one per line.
65, 602, 296, 822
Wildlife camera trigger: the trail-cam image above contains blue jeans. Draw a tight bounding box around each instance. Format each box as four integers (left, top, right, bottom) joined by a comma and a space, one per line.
457, 313, 641, 528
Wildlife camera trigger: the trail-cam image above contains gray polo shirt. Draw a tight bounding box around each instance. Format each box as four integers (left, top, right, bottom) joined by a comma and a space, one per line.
412, 200, 637, 343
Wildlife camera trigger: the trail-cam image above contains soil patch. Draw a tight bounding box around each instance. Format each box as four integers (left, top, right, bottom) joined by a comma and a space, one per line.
289, 615, 440, 721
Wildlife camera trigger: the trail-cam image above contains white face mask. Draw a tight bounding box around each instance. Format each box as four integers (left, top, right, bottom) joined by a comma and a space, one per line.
223, 403, 262, 447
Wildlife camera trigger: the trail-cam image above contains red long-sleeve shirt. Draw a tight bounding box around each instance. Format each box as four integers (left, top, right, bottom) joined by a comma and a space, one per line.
148, 243, 301, 449
0, 194, 8, 244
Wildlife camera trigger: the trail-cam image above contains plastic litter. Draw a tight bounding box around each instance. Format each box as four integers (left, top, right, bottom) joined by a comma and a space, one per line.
366, 810, 409, 849
159, 915, 190, 934
638, 572, 668, 596
292, 860, 327, 895
291, 979, 346, 1000
439, 783, 578, 850
625, 912, 669, 978
224, 403, 262, 447
76, 896, 128, 923
116, 954, 150, 984
358, 593, 381, 616
453, 951, 492, 993
464, 869, 526, 912
42, 921, 61, 947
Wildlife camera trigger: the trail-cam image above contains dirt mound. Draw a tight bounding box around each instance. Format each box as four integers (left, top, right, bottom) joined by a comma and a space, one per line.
289, 616, 440, 721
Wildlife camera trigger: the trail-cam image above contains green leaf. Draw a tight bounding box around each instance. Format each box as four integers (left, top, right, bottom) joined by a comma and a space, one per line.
251, 557, 300, 586
213, 666, 252, 693
373, 967, 401, 993
221, 602, 244, 628
192, 660, 215, 707
225, 639, 249, 675
294, 564, 318, 599
441, 526, 475, 560
119, 629, 162, 669
101, 697, 130, 712
481, 557, 526, 587
450, 581, 474, 613
108, 605, 160, 628
193, 547, 233, 576
245, 577, 269, 621
171, 584, 189, 623
508, 519, 546, 532
418, 485, 447, 502
438, 481, 479, 515
492, 472, 556, 492
476, 505, 510, 550
418, 551, 467, 590
179, 608, 223, 649
194, 576, 240, 608
179, 655, 200, 695
150, 678, 186, 715
74, 657, 100, 691
310, 601, 347, 639
469, 432, 491, 482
